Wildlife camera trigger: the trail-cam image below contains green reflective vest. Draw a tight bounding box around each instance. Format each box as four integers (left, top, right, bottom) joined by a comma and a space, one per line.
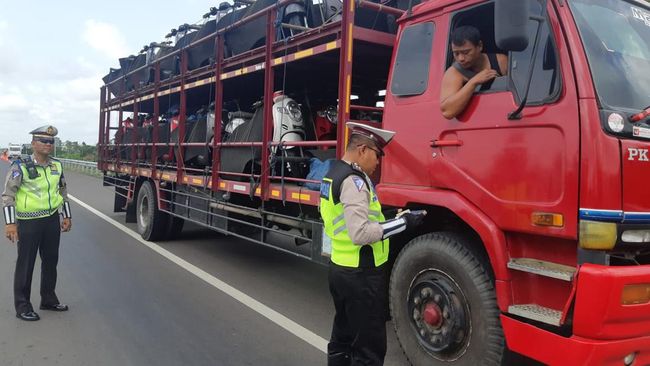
15, 159, 64, 220
320, 160, 388, 268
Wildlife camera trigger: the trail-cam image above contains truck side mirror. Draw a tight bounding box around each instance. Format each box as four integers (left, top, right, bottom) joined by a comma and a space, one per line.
495, 0, 530, 52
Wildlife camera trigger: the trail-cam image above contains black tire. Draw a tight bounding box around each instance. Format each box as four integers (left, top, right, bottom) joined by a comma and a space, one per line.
165, 216, 185, 240
136, 181, 169, 241
389, 233, 504, 366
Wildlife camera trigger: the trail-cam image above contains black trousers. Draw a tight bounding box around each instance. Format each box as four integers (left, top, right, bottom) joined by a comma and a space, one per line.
328, 262, 388, 366
14, 213, 61, 314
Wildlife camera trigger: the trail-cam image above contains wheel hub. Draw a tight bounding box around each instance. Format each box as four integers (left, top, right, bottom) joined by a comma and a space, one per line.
423, 302, 442, 327
139, 195, 149, 227
407, 270, 470, 358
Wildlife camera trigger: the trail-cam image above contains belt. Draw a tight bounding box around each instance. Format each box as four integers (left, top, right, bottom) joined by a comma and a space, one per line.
16, 209, 55, 218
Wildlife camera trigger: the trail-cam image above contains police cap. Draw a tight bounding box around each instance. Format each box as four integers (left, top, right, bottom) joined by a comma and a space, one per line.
30, 125, 58, 138
346, 122, 396, 156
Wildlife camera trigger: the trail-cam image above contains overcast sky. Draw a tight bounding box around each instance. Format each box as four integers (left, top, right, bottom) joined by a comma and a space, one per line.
0, 0, 218, 147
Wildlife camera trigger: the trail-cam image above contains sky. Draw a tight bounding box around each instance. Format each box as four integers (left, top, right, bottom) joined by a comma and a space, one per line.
0, 0, 219, 147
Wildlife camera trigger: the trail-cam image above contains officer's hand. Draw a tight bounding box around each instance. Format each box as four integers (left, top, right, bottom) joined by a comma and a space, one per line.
5, 224, 18, 243
402, 211, 426, 230
61, 218, 72, 232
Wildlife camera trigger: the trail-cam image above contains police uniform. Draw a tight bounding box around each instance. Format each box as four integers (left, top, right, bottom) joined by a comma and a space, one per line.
321, 123, 423, 366
2, 125, 72, 321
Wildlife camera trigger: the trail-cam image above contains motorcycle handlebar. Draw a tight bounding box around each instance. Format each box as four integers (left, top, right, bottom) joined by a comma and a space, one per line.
204, 6, 219, 18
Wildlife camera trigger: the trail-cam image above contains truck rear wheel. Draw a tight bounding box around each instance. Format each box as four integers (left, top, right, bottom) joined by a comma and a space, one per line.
390, 233, 504, 366
136, 181, 168, 241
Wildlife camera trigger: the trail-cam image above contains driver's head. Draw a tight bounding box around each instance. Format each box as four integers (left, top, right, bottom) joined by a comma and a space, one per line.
451, 26, 483, 69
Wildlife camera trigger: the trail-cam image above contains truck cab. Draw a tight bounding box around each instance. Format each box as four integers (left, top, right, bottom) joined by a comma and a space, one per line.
378, 0, 650, 364
8, 144, 22, 160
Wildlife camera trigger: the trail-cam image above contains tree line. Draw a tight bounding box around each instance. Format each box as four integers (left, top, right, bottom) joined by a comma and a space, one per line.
20, 138, 98, 161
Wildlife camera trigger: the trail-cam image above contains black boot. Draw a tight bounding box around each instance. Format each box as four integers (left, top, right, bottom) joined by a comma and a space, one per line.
328, 351, 351, 366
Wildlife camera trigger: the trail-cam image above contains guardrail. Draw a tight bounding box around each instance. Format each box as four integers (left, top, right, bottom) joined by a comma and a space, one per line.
58, 158, 101, 177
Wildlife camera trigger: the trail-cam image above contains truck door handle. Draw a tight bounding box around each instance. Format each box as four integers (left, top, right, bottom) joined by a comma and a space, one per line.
430, 139, 463, 147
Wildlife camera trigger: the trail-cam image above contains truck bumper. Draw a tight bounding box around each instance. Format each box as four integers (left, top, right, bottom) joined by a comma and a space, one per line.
503, 263, 650, 365
503, 315, 650, 365
574, 263, 650, 339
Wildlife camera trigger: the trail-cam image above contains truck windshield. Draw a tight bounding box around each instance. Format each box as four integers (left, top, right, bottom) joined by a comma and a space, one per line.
570, 0, 650, 111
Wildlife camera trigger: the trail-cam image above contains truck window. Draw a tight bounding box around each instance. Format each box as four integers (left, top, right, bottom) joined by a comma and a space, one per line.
390, 22, 435, 97
446, 2, 509, 94
509, 0, 560, 105
570, 0, 650, 111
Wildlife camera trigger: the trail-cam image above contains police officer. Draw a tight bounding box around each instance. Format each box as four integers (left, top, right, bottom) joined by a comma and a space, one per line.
2, 125, 72, 321
320, 122, 425, 365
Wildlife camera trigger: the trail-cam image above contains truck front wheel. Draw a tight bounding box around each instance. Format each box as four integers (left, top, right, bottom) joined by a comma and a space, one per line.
136, 181, 168, 241
390, 233, 504, 366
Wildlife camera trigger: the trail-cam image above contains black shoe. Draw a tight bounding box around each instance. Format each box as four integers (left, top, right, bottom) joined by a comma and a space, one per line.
16, 311, 40, 321
327, 352, 351, 366
39, 303, 69, 311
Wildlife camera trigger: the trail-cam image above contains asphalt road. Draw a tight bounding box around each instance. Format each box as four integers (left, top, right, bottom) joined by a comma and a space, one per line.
0, 160, 411, 366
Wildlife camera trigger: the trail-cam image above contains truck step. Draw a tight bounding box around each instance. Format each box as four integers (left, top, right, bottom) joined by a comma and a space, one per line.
508, 304, 562, 326
507, 258, 576, 281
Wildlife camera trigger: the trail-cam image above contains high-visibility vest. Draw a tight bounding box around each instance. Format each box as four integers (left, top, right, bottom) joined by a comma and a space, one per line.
14, 159, 64, 220
320, 160, 388, 268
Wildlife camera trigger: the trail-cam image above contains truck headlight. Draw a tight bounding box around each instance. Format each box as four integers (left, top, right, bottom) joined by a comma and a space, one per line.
579, 220, 617, 250
621, 230, 650, 243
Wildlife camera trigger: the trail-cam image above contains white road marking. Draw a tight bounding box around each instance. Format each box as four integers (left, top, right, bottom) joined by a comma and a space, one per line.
68, 194, 329, 354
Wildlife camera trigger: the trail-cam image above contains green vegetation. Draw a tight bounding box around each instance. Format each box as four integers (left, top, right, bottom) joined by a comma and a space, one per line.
54, 140, 98, 161
21, 138, 98, 161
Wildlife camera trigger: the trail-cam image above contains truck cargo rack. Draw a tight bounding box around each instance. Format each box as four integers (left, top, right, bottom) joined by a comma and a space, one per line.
98, 0, 401, 208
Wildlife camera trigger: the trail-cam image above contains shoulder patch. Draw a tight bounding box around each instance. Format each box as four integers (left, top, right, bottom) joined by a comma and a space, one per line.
11, 169, 22, 179
320, 181, 331, 200
351, 176, 365, 191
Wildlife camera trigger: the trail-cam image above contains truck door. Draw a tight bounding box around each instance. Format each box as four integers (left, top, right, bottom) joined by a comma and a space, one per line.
428, 0, 580, 238
381, 10, 444, 188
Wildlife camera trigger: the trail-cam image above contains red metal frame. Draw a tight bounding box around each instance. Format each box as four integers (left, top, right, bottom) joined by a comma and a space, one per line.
131, 92, 139, 175
151, 62, 161, 179
176, 50, 188, 184
261, 11, 276, 201
211, 34, 225, 193
336, 0, 354, 158
99, 0, 398, 206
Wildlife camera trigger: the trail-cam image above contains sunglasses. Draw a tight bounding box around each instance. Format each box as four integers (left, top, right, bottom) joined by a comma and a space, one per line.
34, 138, 55, 145
361, 144, 383, 158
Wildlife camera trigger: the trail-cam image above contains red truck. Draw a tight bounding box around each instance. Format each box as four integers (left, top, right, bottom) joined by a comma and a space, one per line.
98, 0, 650, 364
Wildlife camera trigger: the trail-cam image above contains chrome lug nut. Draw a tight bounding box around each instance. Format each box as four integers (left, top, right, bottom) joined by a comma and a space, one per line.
413, 309, 421, 321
